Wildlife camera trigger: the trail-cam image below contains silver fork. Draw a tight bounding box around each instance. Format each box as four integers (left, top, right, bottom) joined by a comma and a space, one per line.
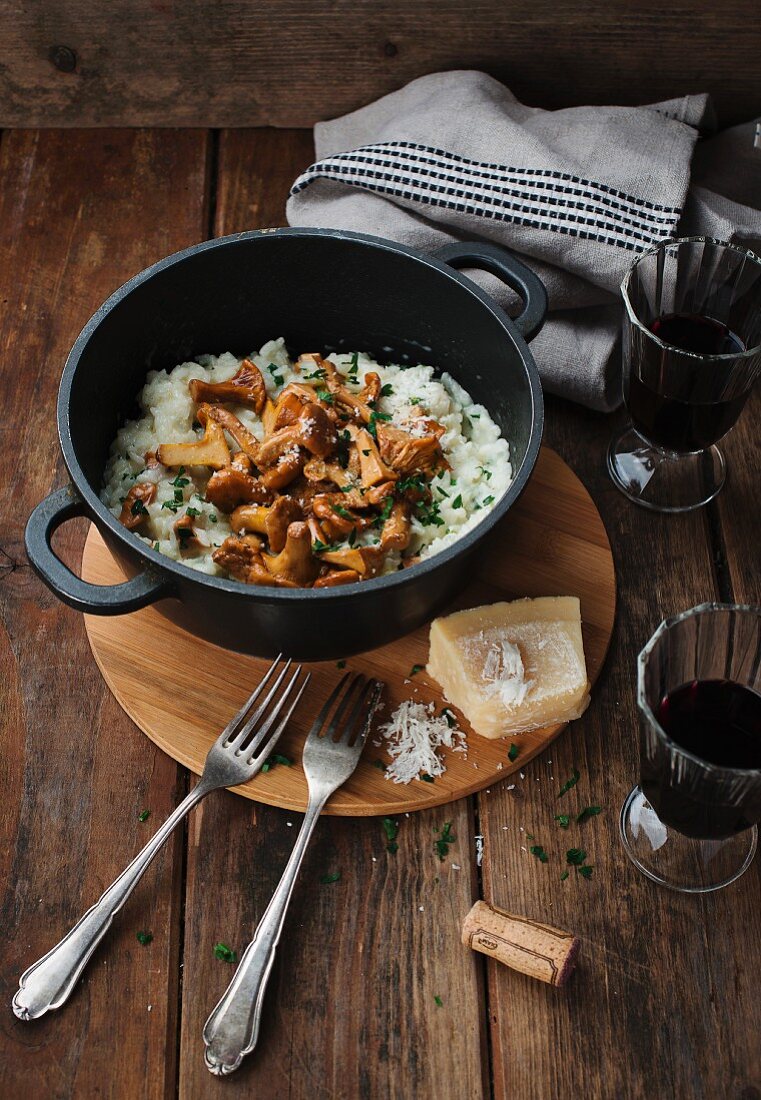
203, 672, 384, 1076
13, 655, 309, 1022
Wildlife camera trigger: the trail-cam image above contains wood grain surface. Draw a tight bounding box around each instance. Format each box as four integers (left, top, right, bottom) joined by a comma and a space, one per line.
1, 1, 760, 128
81, 447, 616, 816
0, 125, 759, 1100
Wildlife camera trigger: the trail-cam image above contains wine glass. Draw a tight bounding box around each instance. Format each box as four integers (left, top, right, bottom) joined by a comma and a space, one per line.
608, 237, 761, 512
620, 603, 761, 892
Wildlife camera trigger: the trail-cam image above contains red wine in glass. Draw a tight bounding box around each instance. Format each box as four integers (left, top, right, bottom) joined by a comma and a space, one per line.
641, 678, 761, 839
626, 312, 748, 452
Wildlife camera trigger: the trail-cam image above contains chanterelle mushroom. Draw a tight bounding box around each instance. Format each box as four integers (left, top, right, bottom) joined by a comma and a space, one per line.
197, 403, 261, 464
376, 422, 447, 477
188, 359, 266, 414
313, 568, 361, 588
316, 544, 386, 578
350, 426, 398, 488
212, 534, 297, 587
205, 467, 272, 513
231, 496, 304, 553
173, 513, 211, 555
157, 416, 230, 470
256, 402, 336, 468
262, 521, 319, 585
118, 482, 156, 529
380, 500, 412, 551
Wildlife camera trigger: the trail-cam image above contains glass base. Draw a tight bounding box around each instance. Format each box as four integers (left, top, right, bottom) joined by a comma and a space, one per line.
620, 787, 757, 893
607, 426, 726, 512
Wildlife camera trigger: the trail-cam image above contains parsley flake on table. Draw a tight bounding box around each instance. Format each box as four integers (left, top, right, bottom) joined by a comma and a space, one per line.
576, 805, 602, 823
382, 817, 399, 854
260, 753, 292, 773
420, 773, 435, 783
336, 659, 346, 669
213, 942, 237, 963
560, 870, 570, 881
138, 809, 151, 822
566, 847, 587, 866
577, 864, 594, 878
409, 664, 424, 677
554, 814, 570, 829
508, 743, 520, 762
529, 845, 548, 863
434, 995, 444, 1007
558, 769, 580, 797
434, 821, 456, 861
136, 931, 153, 946
320, 871, 341, 884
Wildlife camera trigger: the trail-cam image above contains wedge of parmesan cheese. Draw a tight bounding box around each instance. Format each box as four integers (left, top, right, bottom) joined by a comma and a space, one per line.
427, 597, 590, 739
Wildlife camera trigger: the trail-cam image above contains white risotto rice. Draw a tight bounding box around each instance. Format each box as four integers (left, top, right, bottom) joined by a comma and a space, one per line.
101, 338, 513, 577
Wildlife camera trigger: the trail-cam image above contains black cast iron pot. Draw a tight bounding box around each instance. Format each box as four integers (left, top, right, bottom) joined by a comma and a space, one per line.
25, 228, 546, 660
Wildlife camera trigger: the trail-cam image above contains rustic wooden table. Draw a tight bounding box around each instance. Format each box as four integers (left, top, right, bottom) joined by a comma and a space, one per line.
0, 128, 759, 1100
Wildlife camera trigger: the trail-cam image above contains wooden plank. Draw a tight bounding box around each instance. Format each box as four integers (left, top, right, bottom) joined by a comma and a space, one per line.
1, 2, 759, 128
177, 128, 488, 1099
478, 397, 761, 1098
0, 129, 209, 1100
715, 387, 761, 605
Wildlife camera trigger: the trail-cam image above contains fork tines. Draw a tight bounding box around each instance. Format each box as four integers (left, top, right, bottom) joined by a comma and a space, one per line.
312, 673, 384, 746
220, 656, 309, 763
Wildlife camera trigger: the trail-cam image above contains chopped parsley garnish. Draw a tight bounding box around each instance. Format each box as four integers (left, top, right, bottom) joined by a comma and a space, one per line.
336, 659, 346, 669
260, 753, 292, 773
434, 995, 443, 1007
577, 864, 594, 879
482, 495, 495, 506
379, 383, 394, 398
437, 486, 450, 499
420, 773, 435, 783
302, 367, 326, 381
415, 500, 445, 527
136, 931, 153, 946
560, 870, 570, 881
176, 526, 193, 544
173, 487, 185, 504
315, 388, 334, 405
507, 743, 519, 762
558, 769, 580, 797
312, 539, 343, 553
347, 351, 359, 376
348, 528, 357, 547
478, 466, 492, 481
555, 814, 570, 829
397, 474, 427, 495
367, 410, 391, 438
209, 513, 218, 523
138, 809, 151, 822
320, 871, 341, 884
266, 362, 284, 385
451, 494, 463, 509
331, 503, 353, 520
378, 496, 395, 522
441, 708, 456, 728
576, 805, 602, 824
409, 396, 424, 405
529, 845, 548, 863
186, 506, 201, 518
130, 498, 148, 517
213, 942, 237, 963
191, 419, 202, 430
161, 500, 180, 512
434, 821, 456, 861
382, 817, 399, 854
566, 847, 587, 866
153, 541, 160, 551
409, 664, 424, 677
171, 470, 189, 489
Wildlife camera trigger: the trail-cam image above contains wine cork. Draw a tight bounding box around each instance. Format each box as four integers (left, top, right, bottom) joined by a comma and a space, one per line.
462, 900, 579, 986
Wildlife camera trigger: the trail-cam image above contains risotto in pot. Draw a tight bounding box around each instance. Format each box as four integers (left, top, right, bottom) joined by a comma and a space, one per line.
100, 339, 513, 588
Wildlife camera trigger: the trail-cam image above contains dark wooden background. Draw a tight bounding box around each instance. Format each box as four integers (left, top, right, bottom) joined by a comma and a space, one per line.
1, 0, 760, 127
0, 126, 759, 1100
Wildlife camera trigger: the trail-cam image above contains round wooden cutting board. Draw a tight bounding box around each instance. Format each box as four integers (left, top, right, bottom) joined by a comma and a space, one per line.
82, 448, 615, 816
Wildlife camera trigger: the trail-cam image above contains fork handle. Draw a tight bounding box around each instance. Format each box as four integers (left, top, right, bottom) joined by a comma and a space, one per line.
203, 792, 328, 1075
12, 779, 211, 1020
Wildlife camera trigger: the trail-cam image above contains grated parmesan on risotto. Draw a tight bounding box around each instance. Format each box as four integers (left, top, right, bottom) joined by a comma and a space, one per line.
100, 338, 513, 580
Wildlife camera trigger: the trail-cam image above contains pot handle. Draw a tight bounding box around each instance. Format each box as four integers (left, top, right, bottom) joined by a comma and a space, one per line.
434, 242, 548, 342
25, 486, 170, 615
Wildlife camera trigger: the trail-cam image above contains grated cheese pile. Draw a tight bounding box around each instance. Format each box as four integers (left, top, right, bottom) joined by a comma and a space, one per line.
378, 700, 467, 784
